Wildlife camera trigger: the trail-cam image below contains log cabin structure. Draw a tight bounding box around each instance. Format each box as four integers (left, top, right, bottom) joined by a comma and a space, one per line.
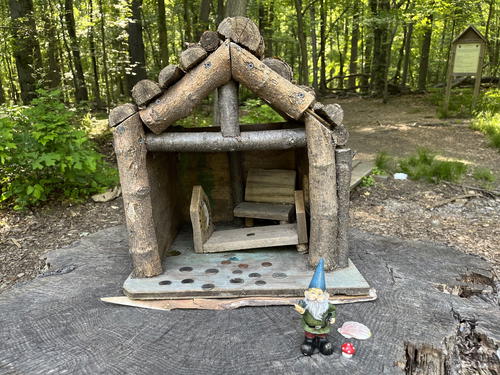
109, 17, 372, 299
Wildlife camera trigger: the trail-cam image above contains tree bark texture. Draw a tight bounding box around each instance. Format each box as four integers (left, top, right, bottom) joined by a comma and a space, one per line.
262, 58, 293, 81
140, 41, 231, 134
157, 0, 169, 66
113, 113, 163, 278
65, 0, 89, 102
225, 0, 247, 17
218, 80, 240, 137
335, 148, 352, 268
293, 0, 308, 85
417, 15, 433, 92
127, 0, 147, 93
217, 17, 261, 55
8, 0, 39, 103
348, 6, 360, 90
145, 128, 306, 152
230, 43, 315, 121
305, 113, 338, 271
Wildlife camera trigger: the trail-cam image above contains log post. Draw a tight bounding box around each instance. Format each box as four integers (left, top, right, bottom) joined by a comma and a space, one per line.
140, 41, 231, 134
113, 113, 163, 277
305, 113, 338, 271
218, 79, 244, 215
335, 148, 352, 268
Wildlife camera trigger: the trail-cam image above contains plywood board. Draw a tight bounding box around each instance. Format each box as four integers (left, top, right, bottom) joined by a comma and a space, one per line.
203, 224, 298, 253
245, 168, 296, 204
233, 202, 294, 221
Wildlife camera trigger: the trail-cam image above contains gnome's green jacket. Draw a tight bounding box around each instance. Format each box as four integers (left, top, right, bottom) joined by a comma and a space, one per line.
298, 300, 336, 334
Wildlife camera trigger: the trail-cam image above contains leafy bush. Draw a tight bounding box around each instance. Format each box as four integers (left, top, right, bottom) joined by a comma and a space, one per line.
240, 99, 284, 124
375, 152, 397, 173
471, 89, 500, 150
0, 90, 118, 210
399, 148, 467, 183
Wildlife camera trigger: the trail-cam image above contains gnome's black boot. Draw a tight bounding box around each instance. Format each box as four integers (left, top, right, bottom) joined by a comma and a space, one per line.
301, 337, 315, 356
318, 337, 334, 356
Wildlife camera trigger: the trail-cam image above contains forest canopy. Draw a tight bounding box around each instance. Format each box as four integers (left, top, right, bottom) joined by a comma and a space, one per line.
0, 0, 498, 107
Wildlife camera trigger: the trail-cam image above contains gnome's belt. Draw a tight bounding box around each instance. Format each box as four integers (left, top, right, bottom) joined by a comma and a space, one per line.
306, 312, 332, 330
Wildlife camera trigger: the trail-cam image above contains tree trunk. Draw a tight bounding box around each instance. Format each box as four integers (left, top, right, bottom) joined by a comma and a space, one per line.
319, 0, 327, 91
0, 73, 5, 104
225, 0, 247, 17
41, 0, 61, 89
88, 0, 102, 107
98, 0, 111, 108
64, 0, 89, 102
348, 5, 360, 90
417, 14, 433, 92
310, 3, 319, 91
196, 0, 211, 41
361, 20, 373, 93
8, 0, 39, 103
127, 0, 147, 94
401, 23, 413, 86
294, 0, 308, 85
369, 0, 389, 97
157, 0, 169, 66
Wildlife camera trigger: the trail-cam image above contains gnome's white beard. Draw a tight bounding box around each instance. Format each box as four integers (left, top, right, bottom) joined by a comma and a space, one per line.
304, 298, 329, 320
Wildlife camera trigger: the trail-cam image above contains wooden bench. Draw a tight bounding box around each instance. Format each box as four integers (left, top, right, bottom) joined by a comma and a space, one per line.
233, 168, 296, 226
190, 186, 308, 253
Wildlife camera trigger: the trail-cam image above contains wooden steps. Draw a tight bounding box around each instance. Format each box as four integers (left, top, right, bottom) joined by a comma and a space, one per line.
233, 202, 294, 221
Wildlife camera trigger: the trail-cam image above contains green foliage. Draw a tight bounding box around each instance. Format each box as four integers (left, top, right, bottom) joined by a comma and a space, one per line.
360, 175, 375, 187
476, 89, 500, 114
472, 167, 495, 183
428, 88, 474, 118
375, 151, 397, 173
0, 90, 118, 210
471, 112, 500, 150
399, 148, 467, 183
240, 99, 284, 124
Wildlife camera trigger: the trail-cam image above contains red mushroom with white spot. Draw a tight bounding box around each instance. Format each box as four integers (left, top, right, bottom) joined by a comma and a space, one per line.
341, 342, 356, 358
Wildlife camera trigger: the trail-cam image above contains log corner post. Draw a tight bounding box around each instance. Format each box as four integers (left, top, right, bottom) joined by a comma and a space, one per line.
113, 112, 163, 278
305, 113, 338, 271
335, 148, 353, 269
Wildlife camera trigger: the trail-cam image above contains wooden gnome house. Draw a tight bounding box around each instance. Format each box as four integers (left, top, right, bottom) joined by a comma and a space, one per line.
109, 17, 372, 300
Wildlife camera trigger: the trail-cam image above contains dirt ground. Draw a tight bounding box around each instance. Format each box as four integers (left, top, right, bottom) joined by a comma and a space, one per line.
1, 94, 498, 293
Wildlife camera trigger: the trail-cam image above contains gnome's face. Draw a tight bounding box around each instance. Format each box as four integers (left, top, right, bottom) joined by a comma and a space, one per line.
304, 288, 330, 320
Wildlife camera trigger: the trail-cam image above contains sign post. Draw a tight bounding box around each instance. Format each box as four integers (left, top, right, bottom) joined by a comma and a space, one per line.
443, 26, 486, 116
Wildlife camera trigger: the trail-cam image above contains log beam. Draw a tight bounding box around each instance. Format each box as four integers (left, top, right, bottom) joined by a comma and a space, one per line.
140, 41, 231, 134
230, 43, 314, 120
305, 113, 338, 271
112, 113, 163, 278
145, 128, 306, 152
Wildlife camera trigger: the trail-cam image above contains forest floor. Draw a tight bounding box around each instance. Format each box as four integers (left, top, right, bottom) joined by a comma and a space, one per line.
0, 94, 498, 293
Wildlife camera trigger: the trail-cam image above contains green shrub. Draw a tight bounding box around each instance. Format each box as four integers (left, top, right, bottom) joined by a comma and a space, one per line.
375, 152, 397, 173
360, 175, 375, 187
399, 148, 467, 183
0, 90, 118, 210
240, 99, 284, 123
472, 167, 496, 183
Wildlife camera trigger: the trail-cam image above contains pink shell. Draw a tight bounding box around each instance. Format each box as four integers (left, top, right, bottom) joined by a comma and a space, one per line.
337, 321, 372, 340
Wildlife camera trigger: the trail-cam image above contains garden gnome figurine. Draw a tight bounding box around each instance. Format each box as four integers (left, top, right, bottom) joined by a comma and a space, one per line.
294, 258, 336, 356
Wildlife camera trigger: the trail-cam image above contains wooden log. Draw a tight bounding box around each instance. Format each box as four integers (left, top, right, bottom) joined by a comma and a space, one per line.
262, 58, 293, 81
145, 128, 306, 152
298, 85, 316, 99
256, 35, 265, 59
230, 43, 315, 120
112, 113, 162, 277
332, 124, 349, 146
140, 41, 231, 134
217, 17, 261, 55
108, 103, 137, 128
233, 202, 294, 221
305, 113, 338, 271
218, 80, 240, 137
158, 65, 184, 89
131, 80, 162, 107
180, 45, 208, 71
335, 148, 352, 269
313, 102, 344, 125
200, 30, 221, 52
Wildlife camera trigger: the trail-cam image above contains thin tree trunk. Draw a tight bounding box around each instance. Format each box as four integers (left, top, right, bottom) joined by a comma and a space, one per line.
294, 0, 308, 85
393, 25, 406, 83
157, 0, 169, 66
196, 0, 211, 40
42, 0, 61, 89
98, 0, 111, 108
417, 14, 433, 92
361, 21, 373, 93
126, 0, 147, 93
310, 3, 318, 90
142, 9, 160, 70
348, 4, 360, 90
2, 39, 20, 102
401, 23, 412, 86
225, 0, 247, 17
88, 0, 102, 107
58, 0, 78, 100
182, 0, 191, 43
216, 0, 224, 24
0, 73, 5, 104
369, 0, 389, 97
65, 0, 89, 102
319, 0, 327, 91
8, 0, 39, 103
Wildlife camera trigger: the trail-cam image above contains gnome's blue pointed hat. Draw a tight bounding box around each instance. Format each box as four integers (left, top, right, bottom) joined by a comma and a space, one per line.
308, 258, 326, 291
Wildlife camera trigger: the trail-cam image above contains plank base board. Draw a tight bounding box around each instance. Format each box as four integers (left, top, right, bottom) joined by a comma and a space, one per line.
123, 226, 373, 300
